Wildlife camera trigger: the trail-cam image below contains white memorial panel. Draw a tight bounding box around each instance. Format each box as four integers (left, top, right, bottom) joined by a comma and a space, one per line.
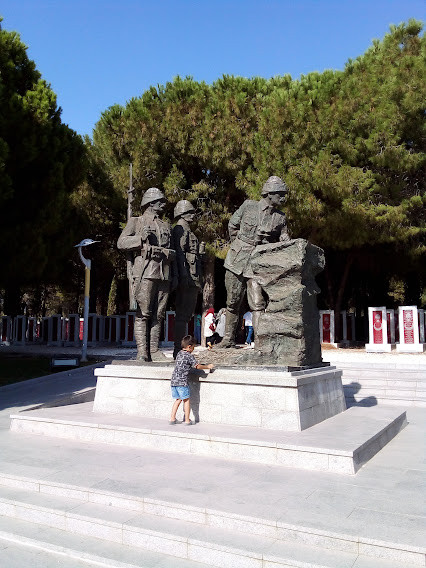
397, 306, 424, 352
319, 310, 337, 346
366, 306, 393, 352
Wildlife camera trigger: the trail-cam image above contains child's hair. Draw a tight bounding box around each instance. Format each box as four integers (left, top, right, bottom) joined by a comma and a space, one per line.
181, 335, 196, 348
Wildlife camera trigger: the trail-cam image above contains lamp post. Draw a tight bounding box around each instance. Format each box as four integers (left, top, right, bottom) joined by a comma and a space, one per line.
74, 239, 99, 362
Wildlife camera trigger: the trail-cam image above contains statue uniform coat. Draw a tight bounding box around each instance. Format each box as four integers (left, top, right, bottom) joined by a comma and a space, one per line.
117, 210, 175, 355
172, 219, 203, 354
224, 198, 290, 279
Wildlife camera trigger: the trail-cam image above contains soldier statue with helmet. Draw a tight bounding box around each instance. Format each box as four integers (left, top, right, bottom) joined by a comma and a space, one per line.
172, 199, 205, 358
221, 175, 291, 347
118, 187, 176, 361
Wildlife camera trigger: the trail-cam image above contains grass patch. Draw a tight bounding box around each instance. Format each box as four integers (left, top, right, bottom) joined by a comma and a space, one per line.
0, 355, 96, 387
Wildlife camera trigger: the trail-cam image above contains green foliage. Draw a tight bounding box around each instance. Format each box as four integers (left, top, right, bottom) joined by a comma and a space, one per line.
0, 18, 86, 313
107, 275, 118, 316
388, 277, 405, 304
85, 20, 425, 312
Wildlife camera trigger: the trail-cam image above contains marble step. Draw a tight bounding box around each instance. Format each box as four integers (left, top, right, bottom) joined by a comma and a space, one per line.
341, 365, 426, 405
0, 486, 422, 568
9, 403, 407, 475
0, 472, 424, 567
0, 515, 210, 568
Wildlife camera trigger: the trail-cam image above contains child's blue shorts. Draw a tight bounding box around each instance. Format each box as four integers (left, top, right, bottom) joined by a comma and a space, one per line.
171, 385, 190, 400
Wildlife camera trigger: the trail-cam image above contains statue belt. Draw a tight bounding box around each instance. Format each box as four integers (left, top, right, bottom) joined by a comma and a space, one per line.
236, 234, 256, 246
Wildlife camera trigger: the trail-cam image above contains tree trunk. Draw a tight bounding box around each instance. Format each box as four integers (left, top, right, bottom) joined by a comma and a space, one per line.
107, 275, 118, 316
201, 253, 215, 347
334, 252, 354, 342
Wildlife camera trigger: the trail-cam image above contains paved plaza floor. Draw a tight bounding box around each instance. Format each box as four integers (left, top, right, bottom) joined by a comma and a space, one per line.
0, 345, 424, 567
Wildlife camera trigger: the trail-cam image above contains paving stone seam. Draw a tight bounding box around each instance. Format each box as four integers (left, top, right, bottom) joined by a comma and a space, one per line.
7, 417, 358, 474
0, 478, 424, 560
9, 412, 401, 455
0, 495, 424, 567
0, 530, 163, 568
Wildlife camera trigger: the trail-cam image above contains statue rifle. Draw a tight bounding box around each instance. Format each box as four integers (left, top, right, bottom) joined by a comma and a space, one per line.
126, 163, 137, 310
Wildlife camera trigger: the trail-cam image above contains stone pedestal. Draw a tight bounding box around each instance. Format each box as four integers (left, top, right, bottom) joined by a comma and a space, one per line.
94, 362, 346, 432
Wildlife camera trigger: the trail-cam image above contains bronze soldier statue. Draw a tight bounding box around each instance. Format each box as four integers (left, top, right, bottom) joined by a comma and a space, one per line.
118, 188, 176, 361
172, 200, 205, 358
221, 176, 290, 347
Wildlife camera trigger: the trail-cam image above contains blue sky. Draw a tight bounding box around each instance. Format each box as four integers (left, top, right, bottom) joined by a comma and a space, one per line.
1, 1, 424, 138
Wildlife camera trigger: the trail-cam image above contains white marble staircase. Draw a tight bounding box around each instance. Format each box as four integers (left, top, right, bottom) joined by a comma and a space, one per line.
0, 468, 424, 568
340, 362, 426, 407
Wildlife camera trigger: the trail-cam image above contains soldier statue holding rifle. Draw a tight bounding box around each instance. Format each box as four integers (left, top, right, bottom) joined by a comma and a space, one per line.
118, 187, 176, 361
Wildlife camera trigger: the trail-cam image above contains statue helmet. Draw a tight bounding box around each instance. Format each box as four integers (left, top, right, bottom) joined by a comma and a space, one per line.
174, 199, 195, 219
261, 176, 288, 196
141, 187, 165, 207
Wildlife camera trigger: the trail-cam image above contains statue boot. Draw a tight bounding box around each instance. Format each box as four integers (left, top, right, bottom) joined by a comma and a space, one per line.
150, 319, 168, 361
219, 310, 239, 348
252, 310, 261, 351
134, 316, 151, 362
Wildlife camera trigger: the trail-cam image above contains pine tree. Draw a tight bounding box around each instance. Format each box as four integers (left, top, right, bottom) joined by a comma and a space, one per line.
0, 18, 86, 314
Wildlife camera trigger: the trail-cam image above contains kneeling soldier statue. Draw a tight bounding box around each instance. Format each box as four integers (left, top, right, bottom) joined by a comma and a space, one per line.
118, 188, 176, 361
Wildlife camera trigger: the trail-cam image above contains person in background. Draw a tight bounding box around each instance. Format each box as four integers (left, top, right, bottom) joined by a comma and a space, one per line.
194, 313, 202, 344
243, 310, 254, 346
204, 307, 215, 349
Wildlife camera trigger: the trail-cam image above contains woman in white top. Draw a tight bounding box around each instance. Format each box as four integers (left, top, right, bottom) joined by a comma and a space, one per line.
204, 308, 215, 349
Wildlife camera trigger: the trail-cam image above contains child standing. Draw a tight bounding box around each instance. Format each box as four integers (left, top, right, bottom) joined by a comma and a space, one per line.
170, 335, 214, 425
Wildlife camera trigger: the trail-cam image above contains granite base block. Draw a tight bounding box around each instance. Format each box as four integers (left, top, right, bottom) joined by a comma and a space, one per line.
94, 363, 346, 431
